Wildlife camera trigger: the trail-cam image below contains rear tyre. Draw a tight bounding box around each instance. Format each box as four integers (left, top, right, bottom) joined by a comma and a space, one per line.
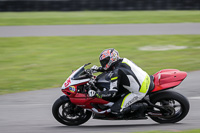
52, 96, 92, 126
149, 91, 190, 123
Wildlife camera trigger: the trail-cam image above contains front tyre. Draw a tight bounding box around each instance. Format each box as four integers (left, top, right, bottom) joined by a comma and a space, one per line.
52, 96, 92, 126
149, 91, 190, 123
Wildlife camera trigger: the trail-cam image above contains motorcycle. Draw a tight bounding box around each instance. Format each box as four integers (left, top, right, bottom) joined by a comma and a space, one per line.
52, 63, 190, 126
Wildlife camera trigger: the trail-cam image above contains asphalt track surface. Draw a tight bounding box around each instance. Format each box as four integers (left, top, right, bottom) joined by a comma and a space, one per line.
0, 71, 200, 133
0, 23, 200, 37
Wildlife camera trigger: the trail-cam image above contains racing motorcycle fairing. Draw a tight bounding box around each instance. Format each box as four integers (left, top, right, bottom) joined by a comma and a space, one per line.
61, 64, 110, 112
70, 95, 110, 109
151, 69, 187, 92
61, 65, 90, 90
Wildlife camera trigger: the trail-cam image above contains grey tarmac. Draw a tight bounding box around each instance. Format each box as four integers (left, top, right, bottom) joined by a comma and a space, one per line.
0, 23, 200, 37
0, 70, 200, 133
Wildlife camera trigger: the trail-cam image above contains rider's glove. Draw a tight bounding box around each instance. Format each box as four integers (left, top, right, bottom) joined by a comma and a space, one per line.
91, 65, 104, 72
88, 90, 96, 97
91, 65, 99, 72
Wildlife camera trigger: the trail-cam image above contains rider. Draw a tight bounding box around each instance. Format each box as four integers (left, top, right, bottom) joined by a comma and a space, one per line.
88, 48, 150, 118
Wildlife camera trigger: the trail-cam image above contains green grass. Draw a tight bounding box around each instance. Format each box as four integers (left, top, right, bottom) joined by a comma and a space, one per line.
132, 129, 200, 133
0, 35, 200, 94
0, 11, 200, 26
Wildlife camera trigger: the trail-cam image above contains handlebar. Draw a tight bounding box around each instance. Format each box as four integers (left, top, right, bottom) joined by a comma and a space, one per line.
84, 69, 99, 91
85, 69, 93, 78
83, 63, 100, 92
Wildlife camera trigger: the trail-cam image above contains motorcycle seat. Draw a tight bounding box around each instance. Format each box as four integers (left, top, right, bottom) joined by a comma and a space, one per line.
148, 75, 155, 93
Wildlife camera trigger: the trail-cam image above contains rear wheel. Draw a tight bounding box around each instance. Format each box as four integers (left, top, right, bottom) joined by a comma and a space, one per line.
149, 91, 190, 123
52, 96, 92, 126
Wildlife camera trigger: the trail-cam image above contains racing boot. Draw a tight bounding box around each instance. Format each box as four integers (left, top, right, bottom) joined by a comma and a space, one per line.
111, 106, 132, 119
111, 111, 124, 119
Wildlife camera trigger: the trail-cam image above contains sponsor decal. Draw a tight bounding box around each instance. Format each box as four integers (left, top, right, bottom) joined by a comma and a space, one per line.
64, 79, 71, 87
77, 105, 86, 107
125, 96, 139, 108
69, 86, 76, 92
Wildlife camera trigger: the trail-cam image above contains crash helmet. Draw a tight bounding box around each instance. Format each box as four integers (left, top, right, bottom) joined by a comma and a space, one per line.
99, 48, 120, 70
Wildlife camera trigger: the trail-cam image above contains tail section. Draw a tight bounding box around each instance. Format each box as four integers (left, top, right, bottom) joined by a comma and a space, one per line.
151, 69, 187, 92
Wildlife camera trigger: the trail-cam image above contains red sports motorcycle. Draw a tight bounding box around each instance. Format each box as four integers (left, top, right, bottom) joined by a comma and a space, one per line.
52, 63, 189, 126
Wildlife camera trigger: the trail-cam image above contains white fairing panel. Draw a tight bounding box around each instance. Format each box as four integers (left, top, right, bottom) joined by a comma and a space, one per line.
61, 65, 90, 89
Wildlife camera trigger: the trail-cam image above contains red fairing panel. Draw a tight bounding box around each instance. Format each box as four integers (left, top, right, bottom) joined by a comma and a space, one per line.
152, 69, 187, 92
70, 93, 109, 109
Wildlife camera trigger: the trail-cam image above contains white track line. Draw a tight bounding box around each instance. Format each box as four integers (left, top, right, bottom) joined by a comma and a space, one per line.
188, 97, 200, 100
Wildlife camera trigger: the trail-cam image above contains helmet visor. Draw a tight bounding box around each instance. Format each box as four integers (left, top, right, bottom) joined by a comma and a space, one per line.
100, 56, 110, 68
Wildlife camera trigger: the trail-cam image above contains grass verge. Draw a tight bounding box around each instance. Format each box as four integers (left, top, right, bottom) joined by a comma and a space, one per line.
0, 35, 200, 94
0, 11, 200, 26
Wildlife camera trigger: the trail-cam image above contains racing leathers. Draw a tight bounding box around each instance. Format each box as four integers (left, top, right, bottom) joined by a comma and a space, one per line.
96, 58, 150, 114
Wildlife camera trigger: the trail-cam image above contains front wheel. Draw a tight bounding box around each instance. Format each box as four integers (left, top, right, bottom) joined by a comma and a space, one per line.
52, 96, 92, 126
149, 91, 190, 123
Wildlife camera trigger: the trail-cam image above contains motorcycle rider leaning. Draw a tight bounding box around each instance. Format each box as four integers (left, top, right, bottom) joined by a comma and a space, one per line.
88, 48, 150, 118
